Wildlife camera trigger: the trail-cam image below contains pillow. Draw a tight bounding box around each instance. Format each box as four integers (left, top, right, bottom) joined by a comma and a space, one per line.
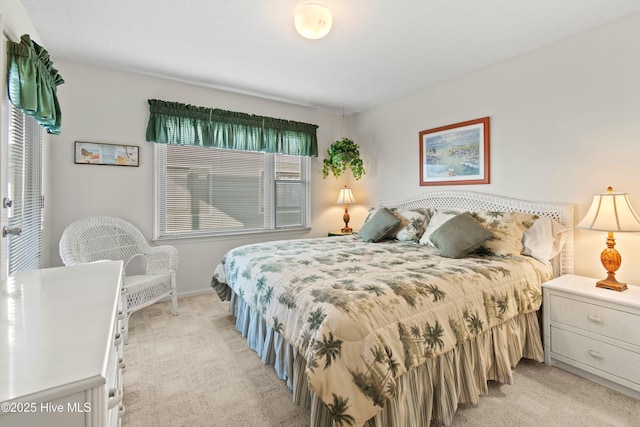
469, 211, 539, 257
418, 209, 461, 247
394, 208, 431, 242
363, 207, 431, 242
429, 212, 494, 258
363, 206, 379, 224
522, 217, 569, 264
359, 207, 402, 242
362, 207, 400, 241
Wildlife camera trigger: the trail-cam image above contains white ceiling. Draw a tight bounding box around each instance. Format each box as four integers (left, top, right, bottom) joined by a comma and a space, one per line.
18, 0, 640, 114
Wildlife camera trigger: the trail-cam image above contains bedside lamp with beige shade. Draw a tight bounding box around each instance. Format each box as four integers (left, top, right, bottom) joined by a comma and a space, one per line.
576, 186, 640, 291
336, 186, 356, 233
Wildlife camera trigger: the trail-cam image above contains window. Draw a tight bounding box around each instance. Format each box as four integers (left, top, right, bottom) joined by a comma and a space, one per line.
155, 144, 310, 238
4, 101, 44, 273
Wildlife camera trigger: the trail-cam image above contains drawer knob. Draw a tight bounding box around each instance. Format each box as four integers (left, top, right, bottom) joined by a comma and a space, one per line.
588, 349, 603, 359
587, 314, 603, 323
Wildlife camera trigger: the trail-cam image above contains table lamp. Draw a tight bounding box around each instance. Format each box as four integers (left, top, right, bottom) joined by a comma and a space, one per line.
336, 186, 356, 233
576, 186, 640, 291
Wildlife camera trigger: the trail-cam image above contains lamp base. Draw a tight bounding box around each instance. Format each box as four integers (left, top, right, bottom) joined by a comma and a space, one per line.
596, 276, 628, 292
596, 235, 627, 291
341, 206, 351, 234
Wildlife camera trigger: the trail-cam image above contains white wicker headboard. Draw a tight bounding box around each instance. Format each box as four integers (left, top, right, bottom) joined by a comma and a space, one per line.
379, 190, 574, 277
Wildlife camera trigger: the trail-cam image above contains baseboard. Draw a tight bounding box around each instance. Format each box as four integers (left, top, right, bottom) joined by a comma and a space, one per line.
155, 288, 215, 304
177, 288, 215, 299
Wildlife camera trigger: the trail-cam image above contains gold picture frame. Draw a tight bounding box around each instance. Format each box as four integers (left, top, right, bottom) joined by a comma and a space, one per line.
419, 117, 490, 186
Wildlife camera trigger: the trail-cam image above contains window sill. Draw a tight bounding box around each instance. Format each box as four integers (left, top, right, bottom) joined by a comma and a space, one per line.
152, 227, 313, 244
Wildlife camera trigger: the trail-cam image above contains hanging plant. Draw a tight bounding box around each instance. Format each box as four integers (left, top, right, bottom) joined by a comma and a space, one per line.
322, 138, 366, 180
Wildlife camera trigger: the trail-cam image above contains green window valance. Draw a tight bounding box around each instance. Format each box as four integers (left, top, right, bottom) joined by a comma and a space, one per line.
145, 99, 318, 157
7, 34, 64, 134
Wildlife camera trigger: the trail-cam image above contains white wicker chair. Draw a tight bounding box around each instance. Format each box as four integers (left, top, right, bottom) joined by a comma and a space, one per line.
59, 216, 178, 342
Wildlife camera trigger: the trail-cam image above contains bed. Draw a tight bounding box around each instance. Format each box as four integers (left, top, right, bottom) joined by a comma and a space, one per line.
211, 190, 574, 427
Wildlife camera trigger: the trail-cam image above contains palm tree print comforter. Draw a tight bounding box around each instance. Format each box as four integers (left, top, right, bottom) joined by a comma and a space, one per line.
211, 235, 552, 426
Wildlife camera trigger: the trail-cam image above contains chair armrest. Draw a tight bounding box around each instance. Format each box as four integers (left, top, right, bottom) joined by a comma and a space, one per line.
144, 244, 179, 273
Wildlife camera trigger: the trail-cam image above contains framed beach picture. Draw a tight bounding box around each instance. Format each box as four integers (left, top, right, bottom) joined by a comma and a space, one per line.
419, 117, 490, 186
74, 141, 139, 167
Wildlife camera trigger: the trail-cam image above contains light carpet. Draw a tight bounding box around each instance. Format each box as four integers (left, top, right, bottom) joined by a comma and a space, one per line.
122, 294, 640, 427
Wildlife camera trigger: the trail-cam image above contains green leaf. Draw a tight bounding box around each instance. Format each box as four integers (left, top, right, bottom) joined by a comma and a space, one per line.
322, 138, 366, 180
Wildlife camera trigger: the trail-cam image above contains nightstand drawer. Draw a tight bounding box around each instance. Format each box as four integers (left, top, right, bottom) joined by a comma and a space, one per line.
549, 294, 640, 346
551, 327, 640, 385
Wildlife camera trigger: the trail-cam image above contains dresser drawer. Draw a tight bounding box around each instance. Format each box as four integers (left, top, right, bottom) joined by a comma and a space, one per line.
551, 327, 640, 386
548, 294, 640, 346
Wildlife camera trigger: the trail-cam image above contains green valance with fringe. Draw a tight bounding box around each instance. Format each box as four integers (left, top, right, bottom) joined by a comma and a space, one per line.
145, 99, 318, 157
7, 34, 64, 134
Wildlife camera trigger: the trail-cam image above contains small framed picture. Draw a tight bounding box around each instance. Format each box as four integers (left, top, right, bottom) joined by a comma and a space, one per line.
419, 117, 490, 186
74, 141, 139, 167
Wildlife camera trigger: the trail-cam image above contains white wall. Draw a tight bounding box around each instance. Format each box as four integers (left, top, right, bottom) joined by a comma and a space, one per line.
350, 12, 640, 284
46, 62, 351, 296
28, 6, 640, 290
0, 0, 40, 40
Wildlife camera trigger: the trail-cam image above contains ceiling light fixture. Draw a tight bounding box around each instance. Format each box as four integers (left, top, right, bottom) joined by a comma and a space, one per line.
294, 3, 333, 40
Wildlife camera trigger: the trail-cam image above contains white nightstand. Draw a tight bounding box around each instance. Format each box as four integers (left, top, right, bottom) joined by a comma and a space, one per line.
542, 274, 640, 399
327, 230, 355, 237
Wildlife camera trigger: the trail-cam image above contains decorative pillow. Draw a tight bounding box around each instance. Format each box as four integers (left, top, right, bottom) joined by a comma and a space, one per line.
394, 208, 431, 242
363, 207, 431, 242
363, 206, 380, 224
359, 207, 402, 242
363, 207, 400, 241
418, 209, 461, 247
429, 212, 493, 258
522, 217, 569, 264
469, 211, 539, 257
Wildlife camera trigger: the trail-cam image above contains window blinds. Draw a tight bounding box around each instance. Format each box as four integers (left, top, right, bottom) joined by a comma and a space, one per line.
6, 102, 43, 273
155, 144, 308, 238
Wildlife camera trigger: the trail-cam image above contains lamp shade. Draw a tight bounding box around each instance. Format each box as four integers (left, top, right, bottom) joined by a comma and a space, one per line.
336, 186, 356, 205
294, 4, 333, 40
576, 187, 640, 232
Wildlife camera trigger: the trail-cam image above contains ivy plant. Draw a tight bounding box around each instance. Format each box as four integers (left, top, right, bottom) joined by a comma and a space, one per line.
322, 138, 366, 180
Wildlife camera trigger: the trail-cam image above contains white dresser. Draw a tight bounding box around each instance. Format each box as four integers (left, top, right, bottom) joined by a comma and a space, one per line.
0, 261, 126, 426
543, 274, 640, 399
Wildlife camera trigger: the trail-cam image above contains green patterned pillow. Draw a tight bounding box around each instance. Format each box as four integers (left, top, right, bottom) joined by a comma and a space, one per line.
394, 208, 431, 242
430, 212, 493, 258
363, 207, 431, 242
470, 211, 539, 256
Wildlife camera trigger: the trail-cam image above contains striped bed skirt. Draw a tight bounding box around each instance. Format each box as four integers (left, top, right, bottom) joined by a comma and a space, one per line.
228, 290, 544, 427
